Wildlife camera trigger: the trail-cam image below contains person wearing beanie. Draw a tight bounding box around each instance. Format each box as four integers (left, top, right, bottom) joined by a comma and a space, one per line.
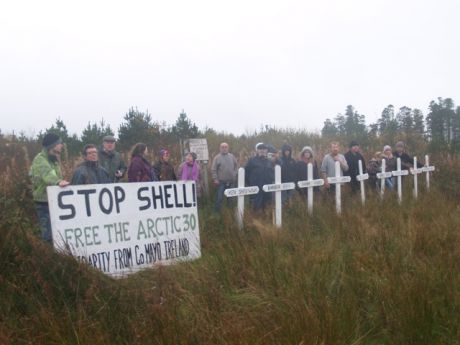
296, 146, 320, 197
71, 144, 110, 185
321, 141, 349, 192
178, 152, 203, 198
211, 142, 238, 211
153, 148, 177, 181
280, 143, 296, 202
98, 135, 126, 182
344, 140, 366, 193
29, 132, 70, 244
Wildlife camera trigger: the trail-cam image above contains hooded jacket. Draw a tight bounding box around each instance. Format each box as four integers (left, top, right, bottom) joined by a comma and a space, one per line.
280, 144, 297, 183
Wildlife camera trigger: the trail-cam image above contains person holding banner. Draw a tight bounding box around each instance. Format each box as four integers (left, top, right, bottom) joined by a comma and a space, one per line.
128, 143, 157, 182
178, 152, 203, 198
29, 133, 70, 244
71, 144, 110, 185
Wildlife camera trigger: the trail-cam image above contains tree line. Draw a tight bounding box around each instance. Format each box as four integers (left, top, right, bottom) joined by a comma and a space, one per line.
1, 97, 459, 158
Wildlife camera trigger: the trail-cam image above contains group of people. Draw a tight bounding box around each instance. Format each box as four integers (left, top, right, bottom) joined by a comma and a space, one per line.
29, 132, 421, 244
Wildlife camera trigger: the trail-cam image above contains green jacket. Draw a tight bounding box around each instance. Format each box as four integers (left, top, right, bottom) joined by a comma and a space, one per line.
98, 148, 126, 182
29, 149, 64, 202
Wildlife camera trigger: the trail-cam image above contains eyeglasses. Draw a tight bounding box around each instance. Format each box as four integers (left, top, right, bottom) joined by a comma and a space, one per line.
86, 150, 98, 155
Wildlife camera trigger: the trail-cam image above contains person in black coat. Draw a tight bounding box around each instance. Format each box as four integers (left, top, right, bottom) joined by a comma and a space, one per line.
71, 144, 110, 185
394, 141, 423, 170
280, 143, 296, 202
245, 143, 274, 211
344, 141, 366, 193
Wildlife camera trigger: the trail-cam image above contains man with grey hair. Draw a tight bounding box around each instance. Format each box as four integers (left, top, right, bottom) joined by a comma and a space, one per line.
211, 142, 238, 211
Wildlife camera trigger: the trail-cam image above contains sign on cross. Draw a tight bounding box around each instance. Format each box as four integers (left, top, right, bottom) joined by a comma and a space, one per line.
392, 157, 409, 204
297, 163, 324, 215
224, 168, 259, 229
262, 165, 295, 228
327, 161, 351, 214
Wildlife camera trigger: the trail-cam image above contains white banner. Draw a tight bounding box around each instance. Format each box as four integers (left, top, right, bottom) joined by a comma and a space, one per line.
47, 181, 201, 277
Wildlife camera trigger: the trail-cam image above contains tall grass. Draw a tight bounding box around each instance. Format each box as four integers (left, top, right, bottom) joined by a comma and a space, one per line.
1, 141, 460, 344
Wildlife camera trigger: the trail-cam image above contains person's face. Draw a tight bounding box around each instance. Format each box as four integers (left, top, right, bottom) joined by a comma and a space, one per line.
303, 151, 311, 160
396, 146, 404, 154
351, 145, 360, 153
331, 144, 339, 155
185, 154, 194, 164
143, 147, 148, 156
283, 150, 290, 157
85, 148, 98, 162
162, 152, 170, 162
220, 143, 229, 154
257, 148, 268, 157
384, 149, 391, 156
103, 141, 116, 152
50, 143, 64, 155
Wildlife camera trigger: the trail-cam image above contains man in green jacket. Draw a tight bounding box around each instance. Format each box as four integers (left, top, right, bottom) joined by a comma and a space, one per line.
98, 135, 126, 183
29, 133, 70, 244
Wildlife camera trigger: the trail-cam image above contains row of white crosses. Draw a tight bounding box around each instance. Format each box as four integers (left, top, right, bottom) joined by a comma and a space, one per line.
225, 155, 435, 229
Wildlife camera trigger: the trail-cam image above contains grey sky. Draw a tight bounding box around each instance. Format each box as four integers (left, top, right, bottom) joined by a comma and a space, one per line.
1, 0, 459, 137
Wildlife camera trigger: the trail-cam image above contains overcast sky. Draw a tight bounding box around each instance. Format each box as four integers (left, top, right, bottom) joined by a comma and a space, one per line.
1, 0, 459, 137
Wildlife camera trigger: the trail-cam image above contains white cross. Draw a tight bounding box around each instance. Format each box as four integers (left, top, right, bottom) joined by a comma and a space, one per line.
297, 163, 324, 215
356, 159, 369, 205
422, 155, 435, 191
327, 161, 351, 214
224, 167, 259, 229
262, 165, 295, 228
377, 159, 392, 198
410, 156, 423, 199
392, 157, 409, 204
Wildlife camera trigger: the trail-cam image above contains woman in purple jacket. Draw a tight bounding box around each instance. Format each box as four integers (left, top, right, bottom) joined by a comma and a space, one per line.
127, 143, 156, 182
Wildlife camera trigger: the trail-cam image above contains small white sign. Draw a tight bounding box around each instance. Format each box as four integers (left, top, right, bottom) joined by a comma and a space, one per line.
377, 172, 393, 179
327, 176, 351, 184
188, 138, 209, 161
224, 186, 259, 197
392, 170, 409, 177
356, 173, 369, 181
422, 166, 435, 172
297, 179, 324, 188
411, 168, 424, 175
262, 182, 295, 192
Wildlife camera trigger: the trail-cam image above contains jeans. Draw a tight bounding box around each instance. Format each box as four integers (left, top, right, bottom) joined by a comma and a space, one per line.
35, 203, 53, 244
215, 181, 234, 211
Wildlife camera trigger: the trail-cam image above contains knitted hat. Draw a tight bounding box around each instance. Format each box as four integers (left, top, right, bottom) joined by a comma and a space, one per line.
383, 145, 392, 152
159, 149, 169, 157
395, 141, 405, 148
349, 140, 359, 148
42, 133, 62, 150
300, 146, 314, 157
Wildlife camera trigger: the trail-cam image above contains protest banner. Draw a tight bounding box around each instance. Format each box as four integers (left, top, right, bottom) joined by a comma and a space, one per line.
47, 181, 201, 277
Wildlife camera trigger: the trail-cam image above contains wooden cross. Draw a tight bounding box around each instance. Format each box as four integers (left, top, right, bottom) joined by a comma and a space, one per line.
377, 159, 392, 198
410, 156, 423, 199
422, 155, 435, 191
326, 161, 351, 214
297, 162, 324, 215
262, 165, 295, 228
356, 160, 369, 205
391, 157, 409, 204
224, 167, 259, 229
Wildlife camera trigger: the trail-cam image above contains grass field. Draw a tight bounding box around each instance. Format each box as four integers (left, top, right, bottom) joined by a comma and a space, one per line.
1, 146, 460, 344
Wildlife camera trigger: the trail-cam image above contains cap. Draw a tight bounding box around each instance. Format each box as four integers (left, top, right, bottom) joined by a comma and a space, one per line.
103, 135, 116, 142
